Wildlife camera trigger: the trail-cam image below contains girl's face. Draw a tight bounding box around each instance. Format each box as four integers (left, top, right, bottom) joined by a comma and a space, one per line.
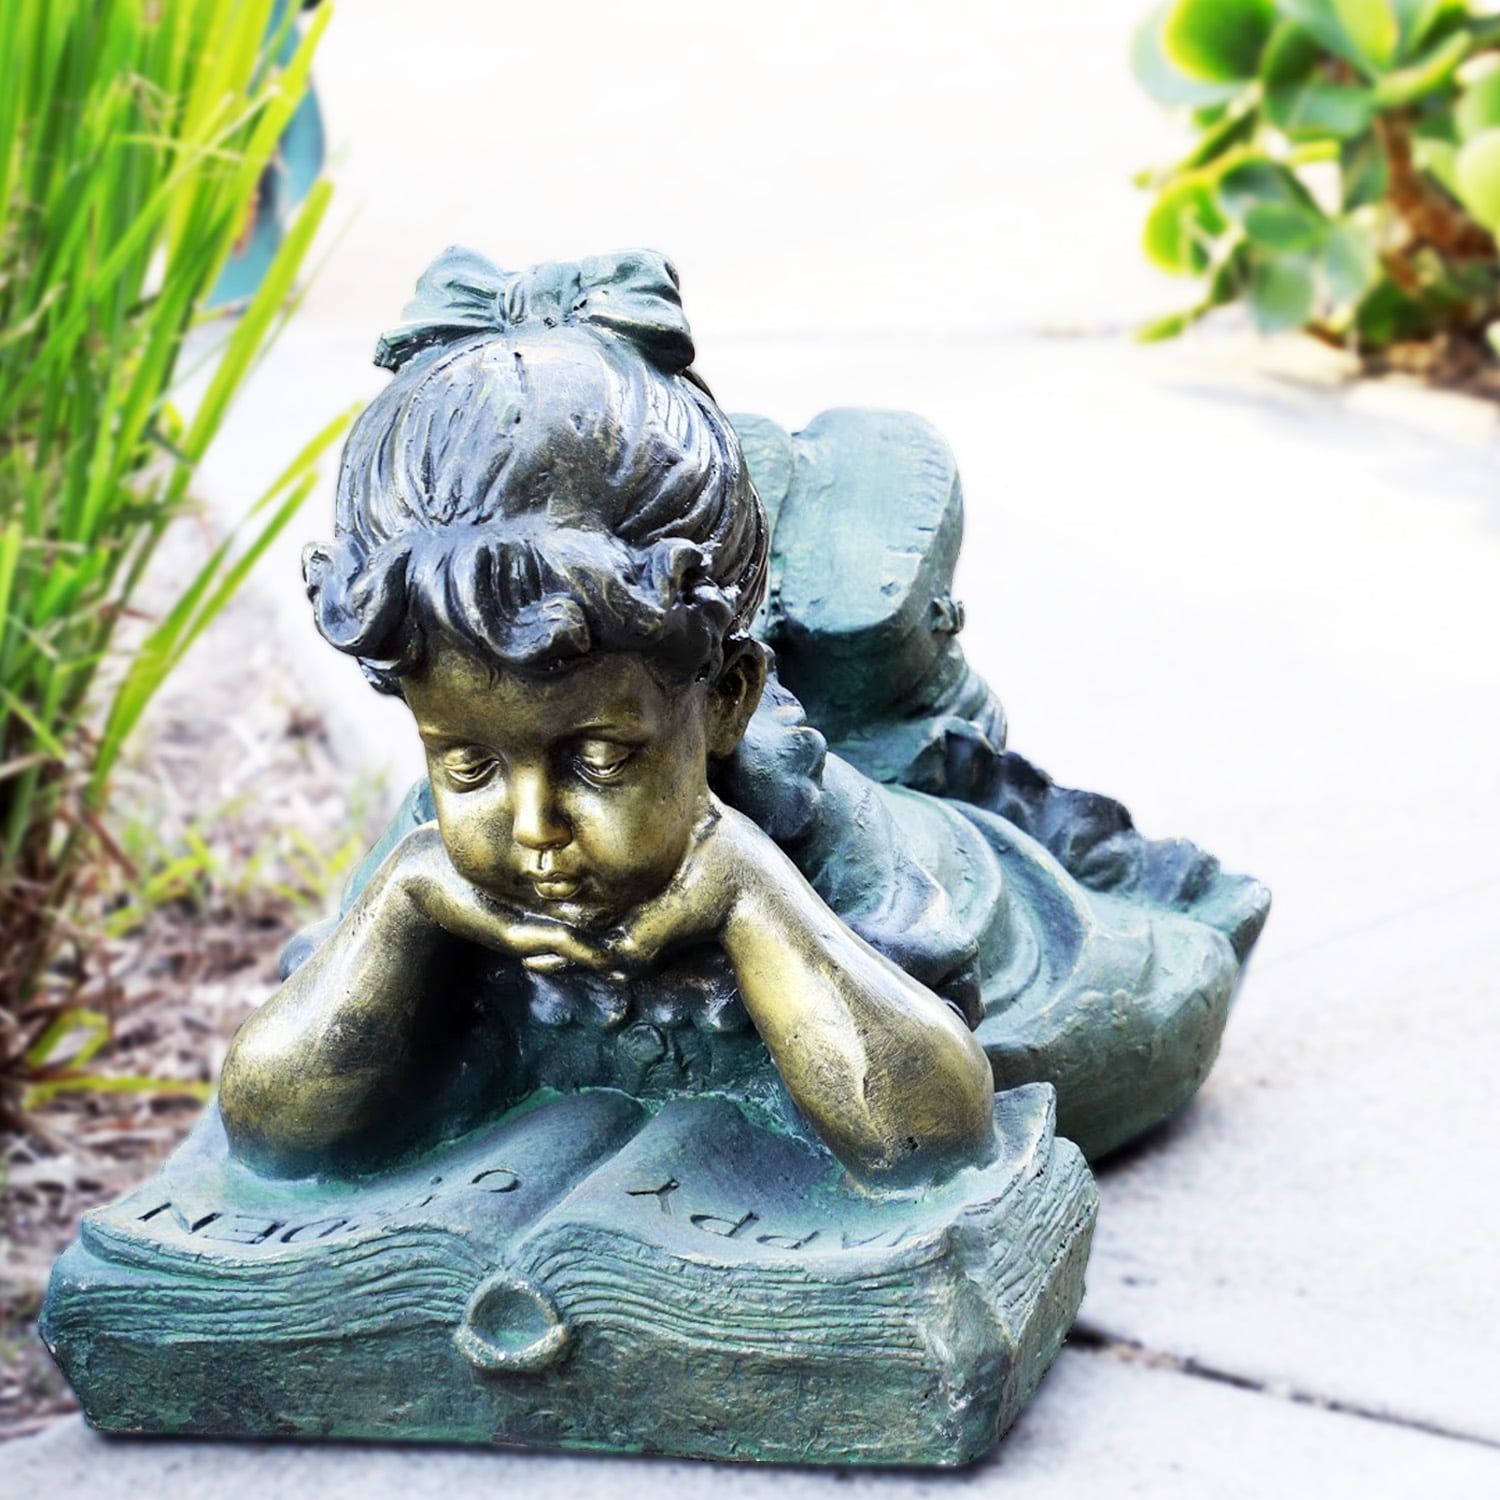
403, 638, 754, 930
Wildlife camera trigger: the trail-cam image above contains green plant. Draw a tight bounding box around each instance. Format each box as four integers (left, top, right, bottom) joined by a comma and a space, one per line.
0, 0, 349, 1125
101, 768, 385, 939
17, 781, 383, 1113
1135, 0, 1500, 363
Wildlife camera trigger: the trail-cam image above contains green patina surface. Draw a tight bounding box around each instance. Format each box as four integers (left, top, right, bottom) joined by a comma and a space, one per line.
286, 408, 1267, 1162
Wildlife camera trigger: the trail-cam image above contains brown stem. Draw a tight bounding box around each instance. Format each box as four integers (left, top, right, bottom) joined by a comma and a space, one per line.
1303, 320, 1352, 351
1376, 112, 1496, 260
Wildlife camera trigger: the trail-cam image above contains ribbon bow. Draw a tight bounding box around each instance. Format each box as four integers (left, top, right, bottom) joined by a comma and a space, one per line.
374, 247, 695, 373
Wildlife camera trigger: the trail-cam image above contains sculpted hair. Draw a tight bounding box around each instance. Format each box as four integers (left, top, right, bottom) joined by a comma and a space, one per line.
305, 249, 768, 692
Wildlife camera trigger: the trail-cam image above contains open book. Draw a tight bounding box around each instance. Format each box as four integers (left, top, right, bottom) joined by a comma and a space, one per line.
43, 1083, 1095, 1466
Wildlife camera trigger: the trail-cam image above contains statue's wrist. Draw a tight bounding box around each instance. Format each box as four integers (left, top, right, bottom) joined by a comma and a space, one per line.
364, 849, 449, 949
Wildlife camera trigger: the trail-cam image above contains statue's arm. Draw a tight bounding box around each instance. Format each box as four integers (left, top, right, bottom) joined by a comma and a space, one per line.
221, 832, 455, 1175
609, 799, 996, 1186
222, 824, 611, 1176
277, 779, 435, 981
721, 829, 996, 1186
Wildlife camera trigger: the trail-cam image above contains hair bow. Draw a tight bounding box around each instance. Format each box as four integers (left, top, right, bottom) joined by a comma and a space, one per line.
374, 246, 695, 374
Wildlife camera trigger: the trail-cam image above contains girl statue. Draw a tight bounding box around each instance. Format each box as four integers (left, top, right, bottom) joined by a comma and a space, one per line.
220, 247, 1268, 1181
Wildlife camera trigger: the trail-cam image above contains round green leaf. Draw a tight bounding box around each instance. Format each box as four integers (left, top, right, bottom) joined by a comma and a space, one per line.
1321, 219, 1379, 303
1266, 82, 1375, 138
1333, 0, 1400, 71
1456, 69, 1500, 141
1370, 29, 1471, 107
1244, 200, 1327, 248
1276, 0, 1375, 71
1393, 0, 1468, 57
1133, 4, 1242, 106
1163, 0, 1277, 82
1144, 175, 1229, 273
1248, 256, 1318, 330
1218, 157, 1324, 221
1260, 21, 1322, 85
1455, 127, 1500, 229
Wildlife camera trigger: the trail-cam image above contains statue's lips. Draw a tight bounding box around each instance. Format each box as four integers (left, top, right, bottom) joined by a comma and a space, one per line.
528, 874, 582, 901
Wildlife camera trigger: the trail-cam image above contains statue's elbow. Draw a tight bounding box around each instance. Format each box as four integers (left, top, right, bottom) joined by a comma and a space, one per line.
923, 1042, 997, 1174
219, 1028, 326, 1178
841, 1043, 996, 1188
219, 1030, 262, 1141
954, 1031, 996, 1140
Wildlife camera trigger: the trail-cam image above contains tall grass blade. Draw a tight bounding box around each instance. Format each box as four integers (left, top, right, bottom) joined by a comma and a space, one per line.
0, 0, 341, 1110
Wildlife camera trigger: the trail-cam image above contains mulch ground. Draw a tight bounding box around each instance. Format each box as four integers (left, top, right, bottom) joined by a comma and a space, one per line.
0, 552, 386, 1440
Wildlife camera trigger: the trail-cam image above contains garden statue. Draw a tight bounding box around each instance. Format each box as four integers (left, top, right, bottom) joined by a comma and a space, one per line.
43, 249, 1269, 1465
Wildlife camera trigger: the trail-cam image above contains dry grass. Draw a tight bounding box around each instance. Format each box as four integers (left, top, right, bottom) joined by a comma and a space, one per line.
0, 528, 385, 1439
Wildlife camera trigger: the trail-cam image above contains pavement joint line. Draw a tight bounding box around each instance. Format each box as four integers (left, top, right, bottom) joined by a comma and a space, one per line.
1069, 1324, 1500, 1452
1251, 872, 1500, 973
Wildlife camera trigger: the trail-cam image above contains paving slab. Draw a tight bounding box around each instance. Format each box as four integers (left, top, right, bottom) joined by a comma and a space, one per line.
8, 1344, 1497, 1499
293, 1, 1185, 342
1080, 880, 1500, 1443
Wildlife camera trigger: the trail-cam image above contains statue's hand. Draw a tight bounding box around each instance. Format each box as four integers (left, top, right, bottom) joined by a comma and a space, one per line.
596, 795, 763, 973
391, 823, 616, 972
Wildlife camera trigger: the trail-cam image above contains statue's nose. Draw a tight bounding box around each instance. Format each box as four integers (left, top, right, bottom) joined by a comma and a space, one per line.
510, 767, 570, 851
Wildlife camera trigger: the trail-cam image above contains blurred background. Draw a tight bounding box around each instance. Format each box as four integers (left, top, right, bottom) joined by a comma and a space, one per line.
3, 2, 1498, 1493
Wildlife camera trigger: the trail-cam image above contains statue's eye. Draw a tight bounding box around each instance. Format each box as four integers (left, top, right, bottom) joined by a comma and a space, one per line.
574, 739, 632, 782
439, 747, 498, 788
